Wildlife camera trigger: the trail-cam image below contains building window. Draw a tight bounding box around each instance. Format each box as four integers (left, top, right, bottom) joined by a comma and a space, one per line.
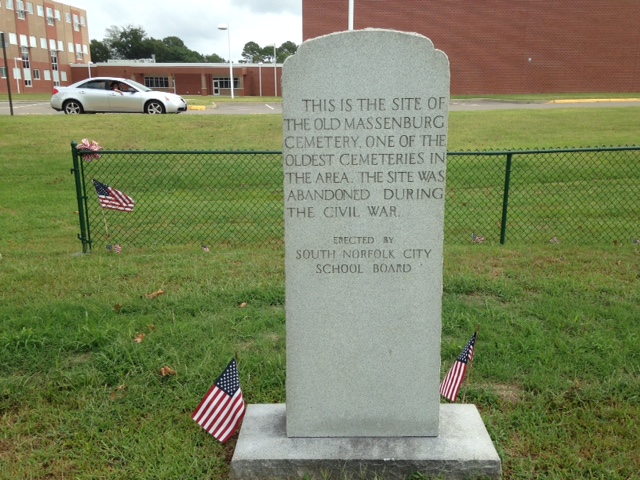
26, 2, 32, 14
65, 12, 71, 22
54, 9, 61, 20
76, 43, 83, 60
46, 7, 54, 25
33, 69, 40, 80
80, 16, 86, 26
68, 42, 74, 53
16, 0, 25, 19
37, 4, 43, 16
73, 14, 79, 31
57, 40, 63, 52
49, 39, 56, 51
214, 77, 239, 89
7, 0, 13, 9
44, 70, 51, 81
29, 36, 36, 48
0, 67, 7, 79
9, 33, 18, 45
144, 76, 170, 88
61, 71, 67, 81
51, 50, 58, 71
21, 46, 30, 69
40, 38, 47, 49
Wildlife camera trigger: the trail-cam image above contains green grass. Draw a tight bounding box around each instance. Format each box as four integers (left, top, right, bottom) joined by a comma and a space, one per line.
1, 108, 640, 479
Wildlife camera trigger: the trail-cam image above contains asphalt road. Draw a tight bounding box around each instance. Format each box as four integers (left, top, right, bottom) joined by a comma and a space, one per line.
1, 99, 639, 116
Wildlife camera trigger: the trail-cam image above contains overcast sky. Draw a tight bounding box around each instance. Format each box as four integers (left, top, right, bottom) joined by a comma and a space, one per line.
71, 0, 303, 62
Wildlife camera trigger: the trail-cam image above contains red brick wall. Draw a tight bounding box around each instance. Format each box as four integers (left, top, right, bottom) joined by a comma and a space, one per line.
303, 0, 640, 94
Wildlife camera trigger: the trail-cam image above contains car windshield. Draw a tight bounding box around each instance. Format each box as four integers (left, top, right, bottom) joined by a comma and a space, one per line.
124, 79, 153, 92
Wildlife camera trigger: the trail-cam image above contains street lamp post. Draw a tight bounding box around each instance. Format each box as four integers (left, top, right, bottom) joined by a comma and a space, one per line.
217, 23, 234, 99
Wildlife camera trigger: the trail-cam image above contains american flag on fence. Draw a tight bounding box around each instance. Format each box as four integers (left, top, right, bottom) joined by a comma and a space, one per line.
92, 179, 135, 212
192, 359, 246, 443
440, 332, 477, 402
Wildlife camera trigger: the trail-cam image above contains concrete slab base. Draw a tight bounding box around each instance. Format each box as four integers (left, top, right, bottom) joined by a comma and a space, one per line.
231, 404, 501, 479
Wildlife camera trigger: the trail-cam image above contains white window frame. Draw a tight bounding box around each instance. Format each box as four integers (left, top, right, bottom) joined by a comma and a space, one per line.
29, 36, 37, 48
68, 42, 74, 53
19, 34, 27, 46
37, 5, 43, 16
7, 0, 14, 9
9, 33, 18, 45
44, 70, 51, 81
65, 12, 71, 23
40, 38, 47, 49
26, 2, 33, 14
61, 71, 67, 82
33, 69, 40, 80
0, 67, 7, 79
16, 0, 25, 19
57, 40, 64, 52
80, 16, 86, 26
54, 9, 61, 20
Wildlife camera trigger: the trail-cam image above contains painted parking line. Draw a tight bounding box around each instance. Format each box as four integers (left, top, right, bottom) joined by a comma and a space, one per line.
265, 104, 275, 110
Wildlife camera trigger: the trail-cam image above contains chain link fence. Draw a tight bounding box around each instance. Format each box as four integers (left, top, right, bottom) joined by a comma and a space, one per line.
71, 143, 640, 252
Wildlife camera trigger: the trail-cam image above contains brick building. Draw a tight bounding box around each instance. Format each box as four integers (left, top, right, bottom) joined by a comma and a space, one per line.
303, 0, 640, 95
69, 61, 283, 98
0, 0, 90, 94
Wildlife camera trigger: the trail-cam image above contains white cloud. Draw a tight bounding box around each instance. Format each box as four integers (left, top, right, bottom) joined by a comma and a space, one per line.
73, 0, 302, 61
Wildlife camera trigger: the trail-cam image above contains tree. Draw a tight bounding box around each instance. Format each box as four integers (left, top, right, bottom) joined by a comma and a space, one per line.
105, 25, 153, 60
90, 39, 111, 63
204, 53, 227, 63
276, 41, 298, 63
240, 42, 264, 63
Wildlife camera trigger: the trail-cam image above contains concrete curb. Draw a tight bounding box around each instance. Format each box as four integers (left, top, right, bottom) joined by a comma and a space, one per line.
548, 98, 640, 104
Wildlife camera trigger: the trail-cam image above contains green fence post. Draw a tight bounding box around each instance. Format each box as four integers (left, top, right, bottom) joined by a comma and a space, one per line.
500, 152, 513, 245
70, 141, 92, 253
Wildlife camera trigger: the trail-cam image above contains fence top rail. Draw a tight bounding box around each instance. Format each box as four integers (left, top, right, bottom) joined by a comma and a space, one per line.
448, 145, 640, 156
71, 143, 639, 157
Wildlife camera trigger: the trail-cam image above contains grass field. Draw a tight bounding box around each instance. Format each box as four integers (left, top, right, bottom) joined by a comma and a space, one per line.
1, 108, 640, 479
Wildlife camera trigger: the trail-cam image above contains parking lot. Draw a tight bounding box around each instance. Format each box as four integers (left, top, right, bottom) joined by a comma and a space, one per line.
1, 99, 639, 116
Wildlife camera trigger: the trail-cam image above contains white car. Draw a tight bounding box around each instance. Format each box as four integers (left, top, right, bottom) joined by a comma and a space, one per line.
50, 77, 188, 114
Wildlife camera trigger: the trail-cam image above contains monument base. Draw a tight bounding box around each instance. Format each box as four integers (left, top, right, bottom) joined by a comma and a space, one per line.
230, 404, 501, 479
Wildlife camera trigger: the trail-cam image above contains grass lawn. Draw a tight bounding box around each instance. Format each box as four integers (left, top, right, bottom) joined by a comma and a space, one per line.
1, 108, 639, 479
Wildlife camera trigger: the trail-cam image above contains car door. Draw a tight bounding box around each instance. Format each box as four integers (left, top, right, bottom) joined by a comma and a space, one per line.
76, 80, 110, 112
108, 82, 144, 112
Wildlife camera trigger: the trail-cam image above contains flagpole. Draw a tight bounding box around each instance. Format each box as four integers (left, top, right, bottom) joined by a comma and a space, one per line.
461, 325, 480, 403
101, 208, 110, 241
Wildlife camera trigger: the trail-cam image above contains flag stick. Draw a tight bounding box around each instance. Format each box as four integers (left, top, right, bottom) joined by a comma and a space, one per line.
461, 324, 480, 403
101, 208, 110, 241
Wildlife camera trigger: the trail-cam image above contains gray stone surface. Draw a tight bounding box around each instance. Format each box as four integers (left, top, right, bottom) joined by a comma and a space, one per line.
231, 403, 502, 479
283, 29, 450, 438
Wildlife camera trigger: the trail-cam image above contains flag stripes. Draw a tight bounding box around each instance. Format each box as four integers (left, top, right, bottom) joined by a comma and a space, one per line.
192, 359, 245, 443
440, 332, 476, 402
92, 179, 135, 212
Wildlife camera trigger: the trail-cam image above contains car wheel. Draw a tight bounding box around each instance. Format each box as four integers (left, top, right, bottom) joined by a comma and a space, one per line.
145, 101, 165, 114
63, 100, 84, 114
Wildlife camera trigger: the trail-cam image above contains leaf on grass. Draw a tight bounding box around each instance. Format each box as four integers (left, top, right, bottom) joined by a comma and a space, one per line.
135, 333, 146, 343
616, 260, 622, 266
160, 366, 177, 377
146, 289, 165, 299
147, 324, 156, 331
239, 302, 248, 308
110, 384, 127, 400
113, 303, 123, 313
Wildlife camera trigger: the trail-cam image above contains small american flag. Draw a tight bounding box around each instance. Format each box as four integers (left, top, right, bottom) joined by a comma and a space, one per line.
92, 179, 135, 212
192, 359, 245, 443
440, 332, 477, 402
